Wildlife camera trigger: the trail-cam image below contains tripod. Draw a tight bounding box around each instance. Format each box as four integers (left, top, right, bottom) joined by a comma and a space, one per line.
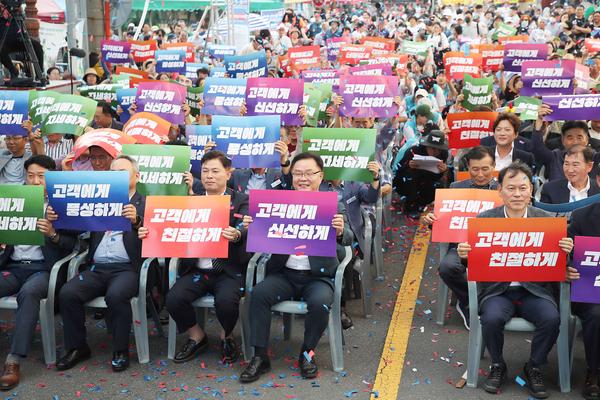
0, 5, 47, 86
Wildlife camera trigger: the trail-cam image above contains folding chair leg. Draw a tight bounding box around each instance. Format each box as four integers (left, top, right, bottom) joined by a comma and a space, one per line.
358, 259, 373, 317
131, 298, 150, 364
328, 312, 344, 372
239, 297, 251, 362
283, 314, 292, 341
372, 236, 384, 279
435, 278, 449, 326
39, 299, 56, 365
466, 320, 483, 388
557, 318, 572, 392
147, 294, 164, 337
167, 316, 177, 360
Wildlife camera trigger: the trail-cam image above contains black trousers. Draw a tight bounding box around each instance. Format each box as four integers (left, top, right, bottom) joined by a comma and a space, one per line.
166, 270, 242, 336
59, 264, 138, 352
394, 169, 442, 212
249, 268, 334, 352
480, 287, 560, 366
0, 265, 49, 357
572, 302, 600, 371
438, 247, 468, 307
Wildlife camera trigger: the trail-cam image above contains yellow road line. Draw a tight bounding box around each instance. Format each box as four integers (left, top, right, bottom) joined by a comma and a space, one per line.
371, 225, 431, 400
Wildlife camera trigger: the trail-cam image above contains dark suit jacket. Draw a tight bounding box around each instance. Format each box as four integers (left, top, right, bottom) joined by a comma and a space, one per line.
486, 146, 536, 171
481, 135, 531, 152
179, 188, 250, 282
450, 178, 499, 190
568, 202, 600, 238
540, 178, 600, 204
87, 191, 145, 273
229, 168, 289, 193
0, 230, 78, 272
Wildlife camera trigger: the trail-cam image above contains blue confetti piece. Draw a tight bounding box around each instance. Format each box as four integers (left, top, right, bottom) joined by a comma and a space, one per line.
344, 390, 358, 397
515, 376, 526, 386
371, 390, 379, 398
79, 275, 83, 281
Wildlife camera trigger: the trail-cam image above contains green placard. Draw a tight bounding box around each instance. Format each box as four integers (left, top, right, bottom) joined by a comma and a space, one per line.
187, 87, 203, 117
41, 94, 97, 136
302, 128, 376, 182
317, 83, 332, 121
303, 83, 321, 127
79, 84, 123, 106
462, 73, 493, 111
493, 22, 517, 41
122, 144, 191, 196
0, 185, 44, 245
401, 41, 430, 57
514, 96, 542, 121
28, 90, 61, 126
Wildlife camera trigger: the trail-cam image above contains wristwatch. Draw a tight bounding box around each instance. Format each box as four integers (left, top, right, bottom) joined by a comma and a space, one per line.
280, 160, 291, 167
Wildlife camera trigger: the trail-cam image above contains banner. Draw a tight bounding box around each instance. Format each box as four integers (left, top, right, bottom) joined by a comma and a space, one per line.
186, 124, 212, 171
0, 91, 29, 136
116, 87, 137, 123
303, 83, 322, 127
301, 69, 339, 85
462, 74, 493, 111
41, 94, 97, 136
401, 40, 431, 57
575, 64, 591, 90
186, 87, 203, 117
467, 217, 567, 282
349, 63, 392, 76
542, 94, 600, 122
247, 189, 338, 257
28, 90, 60, 126
155, 50, 186, 74
514, 96, 541, 121
245, 77, 303, 125
128, 40, 157, 63
0, 185, 44, 245
100, 40, 131, 64
443, 52, 482, 80
211, 115, 280, 168
142, 195, 230, 258
497, 35, 529, 45
115, 66, 149, 80
471, 44, 504, 72
302, 127, 376, 182
571, 236, 600, 304
79, 84, 122, 104
339, 75, 399, 118
136, 81, 186, 125
360, 36, 395, 52
208, 43, 236, 59
288, 45, 320, 71
521, 60, 575, 97
447, 111, 498, 149
326, 37, 351, 62
45, 171, 131, 232
584, 38, 600, 53
202, 77, 246, 115
72, 129, 136, 160
260, 8, 285, 30
338, 44, 372, 65
492, 22, 517, 41
224, 51, 267, 79
122, 144, 190, 196
210, 67, 227, 78
362, 53, 409, 74
163, 42, 195, 62
122, 112, 170, 144
185, 62, 209, 83
431, 189, 503, 243
503, 43, 548, 72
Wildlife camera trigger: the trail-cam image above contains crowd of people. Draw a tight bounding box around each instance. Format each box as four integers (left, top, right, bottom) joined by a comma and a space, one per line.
1, 1, 600, 399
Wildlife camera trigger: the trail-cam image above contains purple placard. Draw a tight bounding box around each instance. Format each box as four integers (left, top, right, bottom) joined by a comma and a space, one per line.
521, 60, 575, 97
503, 43, 548, 72
339, 75, 399, 118
349, 63, 393, 76
245, 77, 304, 126
542, 94, 600, 121
571, 236, 600, 304
247, 189, 337, 257
101, 40, 132, 64
326, 37, 351, 62
301, 69, 339, 85
136, 81, 186, 125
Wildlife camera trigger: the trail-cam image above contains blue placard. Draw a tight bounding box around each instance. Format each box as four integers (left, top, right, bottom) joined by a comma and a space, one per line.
45, 171, 131, 231
211, 115, 280, 168
155, 50, 186, 74
208, 44, 236, 59
185, 62, 209, 83
210, 67, 227, 78
0, 90, 29, 135
186, 125, 212, 172
224, 51, 267, 79
116, 88, 137, 124
202, 77, 247, 115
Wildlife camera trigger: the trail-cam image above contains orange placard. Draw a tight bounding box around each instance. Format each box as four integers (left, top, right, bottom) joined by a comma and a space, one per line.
497, 35, 529, 45
467, 217, 567, 282
431, 188, 503, 243
128, 40, 157, 63
471, 44, 504, 72
338, 44, 373, 65
115, 66, 149, 79
360, 36, 396, 52
443, 51, 482, 80
122, 112, 171, 144
447, 111, 498, 149
129, 77, 156, 88
585, 38, 600, 53
288, 45, 320, 71
142, 195, 231, 258
163, 42, 195, 62
456, 170, 499, 182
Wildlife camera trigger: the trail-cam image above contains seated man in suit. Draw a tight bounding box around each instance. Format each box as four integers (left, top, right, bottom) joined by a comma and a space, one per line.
229, 141, 291, 193
457, 161, 573, 398
567, 201, 600, 400
56, 155, 144, 373
485, 113, 535, 172
540, 145, 600, 204
422, 146, 499, 330
92, 101, 124, 131
0, 155, 77, 390
140, 151, 250, 364
239, 152, 352, 383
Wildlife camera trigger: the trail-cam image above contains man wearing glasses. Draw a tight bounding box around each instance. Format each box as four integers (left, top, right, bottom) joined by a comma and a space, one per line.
0, 128, 43, 185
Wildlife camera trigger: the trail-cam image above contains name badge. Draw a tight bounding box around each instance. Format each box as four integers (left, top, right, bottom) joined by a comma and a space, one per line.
346, 196, 357, 204
271, 179, 281, 188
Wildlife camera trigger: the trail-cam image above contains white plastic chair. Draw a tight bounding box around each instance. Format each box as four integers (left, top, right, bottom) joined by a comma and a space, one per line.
244, 247, 353, 372
0, 249, 79, 365
435, 242, 451, 326
373, 198, 384, 279
351, 207, 373, 317
166, 257, 252, 362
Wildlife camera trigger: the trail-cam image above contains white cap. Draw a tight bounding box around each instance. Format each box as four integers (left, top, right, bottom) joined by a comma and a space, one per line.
415, 88, 429, 98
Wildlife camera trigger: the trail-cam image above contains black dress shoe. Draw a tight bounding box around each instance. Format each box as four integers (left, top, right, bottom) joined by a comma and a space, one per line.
111, 351, 130, 372
482, 362, 507, 394
56, 346, 91, 371
583, 369, 600, 400
524, 362, 549, 399
173, 336, 208, 364
341, 309, 354, 330
239, 356, 271, 383
299, 353, 318, 379
221, 337, 239, 364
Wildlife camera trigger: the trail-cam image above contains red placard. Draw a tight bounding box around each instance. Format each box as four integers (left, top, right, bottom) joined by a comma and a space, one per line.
443, 51, 482, 80
72, 129, 137, 160
128, 40, 157, 63
467, 217, 567, 282
471, 44, 504, 72
163, 42, 196, 62
360, 36, 396, 52
497, 35, 529, 45
288, 45, 320, 71
115, 66, 149, 79
142, 195, 231, 258
338, 44, 373, 65
585, 38, 600, 53
447, 111, 498, 149
431, 189, 503, 243
129, 77, 156, 88
122, 112, 171, 144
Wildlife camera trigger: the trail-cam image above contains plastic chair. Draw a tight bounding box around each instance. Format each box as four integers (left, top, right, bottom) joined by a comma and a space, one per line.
435, 242, 450, 326
0, 248, 79, 365
166, 257, 252, 362
244, 247, 353, 372
67, 251, 160, 364
351, 208, 373, 317
466, 281, 572, 392
373, 198, 385, 279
